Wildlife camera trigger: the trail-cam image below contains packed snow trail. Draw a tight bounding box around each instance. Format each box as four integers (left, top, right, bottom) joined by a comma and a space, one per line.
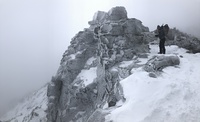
106, 44, 200, 122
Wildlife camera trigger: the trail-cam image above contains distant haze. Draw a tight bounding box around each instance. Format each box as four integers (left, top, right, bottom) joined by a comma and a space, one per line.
0, 0, 199, 110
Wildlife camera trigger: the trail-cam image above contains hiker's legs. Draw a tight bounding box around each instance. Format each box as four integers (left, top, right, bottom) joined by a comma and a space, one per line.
159, 41, 162, 54
163, 45, 166, 54
160, 39, 165, 54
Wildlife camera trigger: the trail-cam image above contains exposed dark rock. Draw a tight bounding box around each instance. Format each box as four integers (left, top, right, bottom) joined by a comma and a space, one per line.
107, 6, 127, 21
149, 72, 157, 78
108, 100, 117, 107
47, 76, 62, 122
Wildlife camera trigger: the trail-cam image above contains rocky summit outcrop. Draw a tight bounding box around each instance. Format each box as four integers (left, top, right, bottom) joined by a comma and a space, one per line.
47, 6, 149, 122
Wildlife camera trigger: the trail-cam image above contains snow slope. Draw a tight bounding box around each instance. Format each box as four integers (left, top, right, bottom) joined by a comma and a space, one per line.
1, 44, 200, 122
0, 85, 47, 122
106, 44, 200, 122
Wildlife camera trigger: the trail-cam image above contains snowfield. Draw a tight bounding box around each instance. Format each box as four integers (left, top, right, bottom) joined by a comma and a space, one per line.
106, 44, 200, 122
0, 85, 47, 122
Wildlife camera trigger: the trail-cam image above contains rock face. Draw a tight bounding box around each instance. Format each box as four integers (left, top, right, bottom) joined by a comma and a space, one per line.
47, 6, 149, 122
166, 28, 200, 53
107, 6, 127, 21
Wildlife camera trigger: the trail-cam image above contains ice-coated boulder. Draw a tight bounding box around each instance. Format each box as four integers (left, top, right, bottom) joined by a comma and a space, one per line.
143, 55, 180, 72
89, 11, 108, 25
93, 11, 108, 22
108, 6, 127, 21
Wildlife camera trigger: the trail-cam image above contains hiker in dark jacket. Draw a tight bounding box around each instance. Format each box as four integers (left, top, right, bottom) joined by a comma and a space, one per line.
155, 24, 169, 54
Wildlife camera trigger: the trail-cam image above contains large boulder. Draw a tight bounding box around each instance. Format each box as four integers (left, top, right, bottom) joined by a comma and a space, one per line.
123, 19, 149, 35
89, 11, 108, 25
93, 11, 108, 22
108, 6, 127, 21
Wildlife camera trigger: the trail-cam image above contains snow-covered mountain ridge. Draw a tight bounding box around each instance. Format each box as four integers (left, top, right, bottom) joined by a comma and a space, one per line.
1, 6, 200, 122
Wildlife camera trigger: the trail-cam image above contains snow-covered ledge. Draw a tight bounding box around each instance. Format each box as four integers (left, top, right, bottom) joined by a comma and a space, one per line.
143, 55, 180, 77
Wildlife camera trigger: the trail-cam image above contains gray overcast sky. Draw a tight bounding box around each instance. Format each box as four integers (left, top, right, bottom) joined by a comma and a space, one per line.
0, 0, 200, 110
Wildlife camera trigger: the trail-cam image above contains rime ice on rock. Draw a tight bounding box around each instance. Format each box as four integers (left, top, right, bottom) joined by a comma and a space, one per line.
47, 6, 150, 122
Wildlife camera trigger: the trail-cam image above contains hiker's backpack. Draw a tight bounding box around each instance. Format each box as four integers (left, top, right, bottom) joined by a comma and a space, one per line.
164, 24, 169, 35
158, 25, 165, 40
